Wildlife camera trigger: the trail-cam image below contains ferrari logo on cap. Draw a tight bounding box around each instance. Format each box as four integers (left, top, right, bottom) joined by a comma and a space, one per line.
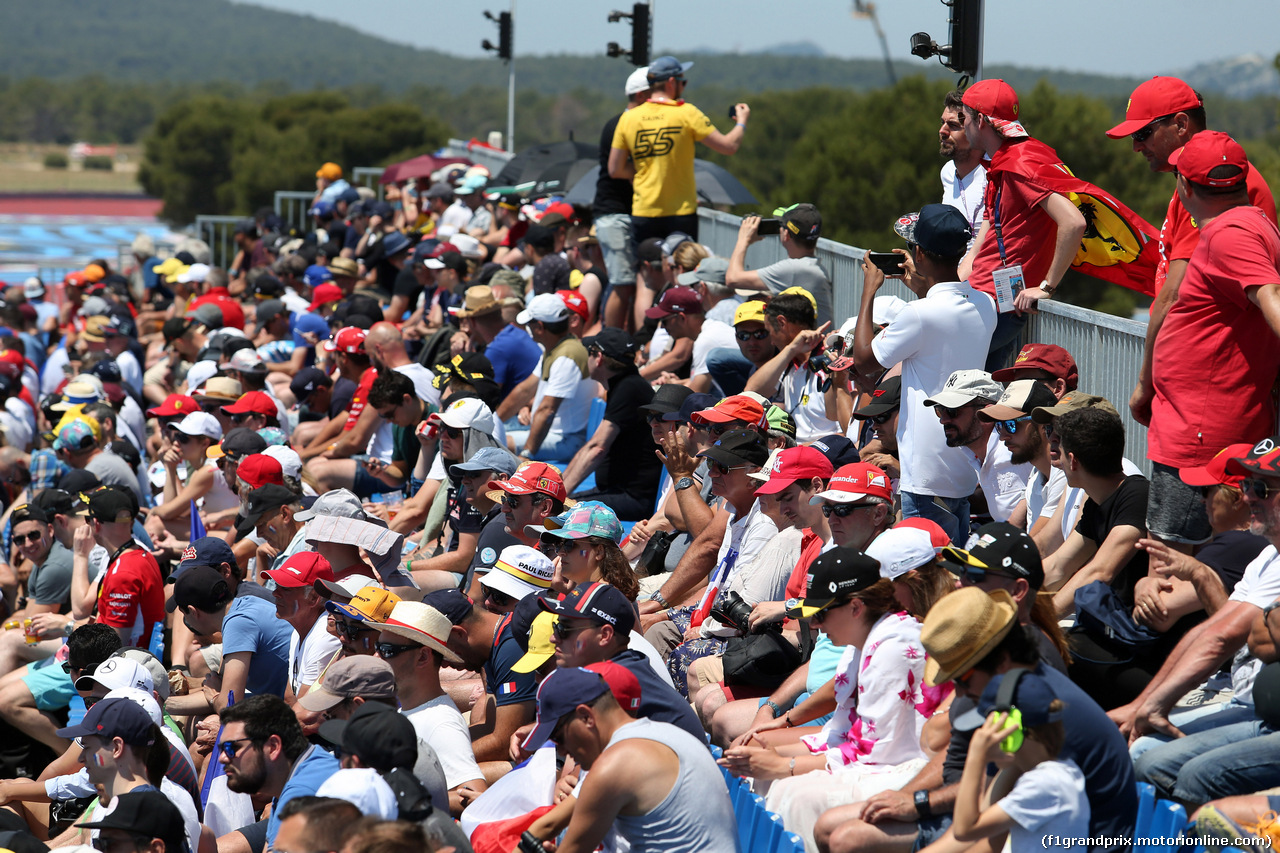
868, 473, 887, 488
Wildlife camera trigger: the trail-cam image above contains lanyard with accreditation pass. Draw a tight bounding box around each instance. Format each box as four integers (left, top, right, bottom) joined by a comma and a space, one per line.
989, 180, 1024, 314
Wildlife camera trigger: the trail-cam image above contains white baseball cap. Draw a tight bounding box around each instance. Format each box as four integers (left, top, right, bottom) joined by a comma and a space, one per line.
923, 369, 1003, 410
185, 360, 219, 395
262, 445, 302, 480
480, 545, 555, 601
428, 397, 496, 436
171, 411, 223, 441
75, 657, 154, 694
866, 527, 938, 580
23, 277, 44, 299
625, 66, 651, 95
176, 263, 211, 284
516, 293, 570, 326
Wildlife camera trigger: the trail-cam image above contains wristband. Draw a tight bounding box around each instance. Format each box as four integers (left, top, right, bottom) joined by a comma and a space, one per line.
764, 699, 784, 719
914, 789, 933, 819
789, 757, 797, 776
784, 712, 795, 728
736, 122, 746, 129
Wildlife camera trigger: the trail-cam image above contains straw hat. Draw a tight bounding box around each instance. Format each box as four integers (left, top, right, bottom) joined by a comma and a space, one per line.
377, 601, 462, 664
920, 587, 1017, 686
455, 285, 502, 318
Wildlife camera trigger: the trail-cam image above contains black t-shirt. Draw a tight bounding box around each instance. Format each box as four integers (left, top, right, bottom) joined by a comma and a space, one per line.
391, 266, 424, 307
463, 511, 522, 592
532, 255, 571, 295
1076, 475, 1149, 605
329, 377, 357, 420
1200, 530, 1269, 594
444, 481, 488, 554
598, 370, 663, 501
594, 113, 633, 216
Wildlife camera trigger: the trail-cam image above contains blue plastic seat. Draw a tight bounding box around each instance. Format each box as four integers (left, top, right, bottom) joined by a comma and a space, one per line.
1141, 800, 1189, 853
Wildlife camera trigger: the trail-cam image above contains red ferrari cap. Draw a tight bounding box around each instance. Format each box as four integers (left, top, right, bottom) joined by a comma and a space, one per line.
1169, 130, 1248, 188
147, 394, 199, 418
221, 391, 277, 417
1182, 443, 1254, 489
557, 290, 589, 322
691, 395, 766, 427
261, 552, 334, 588
1105, 76, 1203, 139
961, 79, 1026, 138
308, 284, 343, 312
323, 327, 367, 354
236, 453, 285, 490
754, 446, 835, 496
488, 462, 567, 503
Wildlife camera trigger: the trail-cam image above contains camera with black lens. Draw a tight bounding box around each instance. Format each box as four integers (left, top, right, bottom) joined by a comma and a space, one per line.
711, 591, 780, 635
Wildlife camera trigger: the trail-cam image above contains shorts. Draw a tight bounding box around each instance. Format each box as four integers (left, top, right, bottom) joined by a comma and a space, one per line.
912, 815, 953, 851
594, 213, 636, 286
201, 643, 224, 674
1146, 461, 1213, 544
352, 461, 400, 499
23, 656, 76, 711
631, 213, 699, 245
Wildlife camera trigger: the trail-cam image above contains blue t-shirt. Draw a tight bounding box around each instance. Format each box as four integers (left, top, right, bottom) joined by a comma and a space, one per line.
290, 314, 331, 368
266, 745, 340, 844
485, 323, 542, 398
484, 613, 539, 707
220, 591, 293, 697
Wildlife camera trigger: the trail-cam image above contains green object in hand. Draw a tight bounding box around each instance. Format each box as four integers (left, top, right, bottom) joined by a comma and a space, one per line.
997, 707, 1024, 753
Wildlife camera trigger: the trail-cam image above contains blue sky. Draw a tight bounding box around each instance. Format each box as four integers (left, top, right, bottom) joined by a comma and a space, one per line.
238, 0, 1279, 78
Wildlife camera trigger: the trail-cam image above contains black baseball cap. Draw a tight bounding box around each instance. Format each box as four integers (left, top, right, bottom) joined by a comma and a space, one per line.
58, 469, 102, 494
33, 489, 74, 517
213, 428, 268, 462
422, 589, 474, 624
640, 383, 694, 416
10, 504, 48, 526
162, 317, 197, 343
84, 488, 137, 524
809, 435, 861, 469
78, 790, 188, 853
582, 328, 639, 364
317, 702, 417, 773
519, 224, 555, 253
780, 203, 821, 241
942, 521, 1045, 590
289, 367, 331, 402
698, 428, 771, 469
236, 484, 300, 539
853, 375, 902, 419
167, 565, 233, 613
662, 392, 719, 424
254, 275, 285, 299
1226, 437, 1280, 479
256, 299, 288, 325
787, 547, 881, 619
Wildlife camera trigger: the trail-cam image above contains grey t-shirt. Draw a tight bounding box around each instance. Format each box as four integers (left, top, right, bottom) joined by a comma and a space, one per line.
757, 256, 834, 326
86, 452, 145, 502
30, 540, 73, 607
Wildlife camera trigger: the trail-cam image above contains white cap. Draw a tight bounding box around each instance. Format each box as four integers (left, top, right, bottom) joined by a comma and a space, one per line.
262, 445, 302, 480
923, 369, 1002, 410
873, 295, 907, 326
428, 396, 495, 436
220, 349, 267, 372
480, 545, 555, 600
625, 66, 651, 95
185, 360, 219, 395
314, 573, 379, 602
176, 263, 211, 284
449, 233, 485, 259
23, 277, 44, 299
104, 686, 164, 726
516, 292, 571, 326
172, 411, 223, 441
866, 527, 938, 580
316, 768, 398, 819
75, 657, 154, 694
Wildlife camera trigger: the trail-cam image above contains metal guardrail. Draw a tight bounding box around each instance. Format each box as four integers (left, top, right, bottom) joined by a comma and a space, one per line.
274, 190, 315, 234
351, 167, 384, 198
694, 208, 1151, 474
194, 215, 242, 271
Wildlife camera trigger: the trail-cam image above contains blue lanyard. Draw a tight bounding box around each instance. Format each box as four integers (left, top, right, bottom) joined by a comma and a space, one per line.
991, 179, 1008, 265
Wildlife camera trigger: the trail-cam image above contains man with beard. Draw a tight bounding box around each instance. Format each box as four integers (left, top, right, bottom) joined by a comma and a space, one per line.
218, 693, 339, 850
979, 380, 1063, 540
926, 369, 1031, 525
939, 89, 987, 249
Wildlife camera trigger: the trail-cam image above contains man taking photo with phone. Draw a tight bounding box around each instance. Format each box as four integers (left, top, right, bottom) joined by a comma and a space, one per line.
727, 203, 834, 327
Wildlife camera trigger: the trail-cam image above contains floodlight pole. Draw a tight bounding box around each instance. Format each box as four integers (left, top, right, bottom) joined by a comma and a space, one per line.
507, 0, 516, 151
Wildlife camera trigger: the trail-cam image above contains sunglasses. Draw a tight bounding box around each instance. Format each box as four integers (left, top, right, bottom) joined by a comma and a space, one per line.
708, 460, 750, 476
550, 710, 575, 745
485, 588, 516, 608
1243, 479, 1280, 501
811, 598, 852, 625
994, 415, 1033, 436
645, 413, 668, 425
1131, 114, 1175, 144
375, 641, 418, 660
552, 621, 592, 641
219, 737, 259, 761
174, 433, 199, 444
538, 538, 574, 556
821, 503, 872, 518
334, 618, 373, 640
935, 404, 972, 419
501, 494, 529, 510
735, 329, 770, 341
443, 426, 464, 439
14, 531, 43, 545
708, 422, 744, 436
229, 412, 253, 424
869, 410, 897, 425
63, 661, 95, 676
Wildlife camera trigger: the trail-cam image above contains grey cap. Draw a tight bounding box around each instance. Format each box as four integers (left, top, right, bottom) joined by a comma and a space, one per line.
449, 446, 519, 480
189, 303, 224, 330
78, 296, 113, 317
111, 648, 171, 700
424, 183, 454, 200
293, 488, 367, 523
676, 256, 729, 286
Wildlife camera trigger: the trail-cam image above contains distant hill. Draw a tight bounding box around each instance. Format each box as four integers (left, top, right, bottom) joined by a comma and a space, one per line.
2, 0, 1276, 99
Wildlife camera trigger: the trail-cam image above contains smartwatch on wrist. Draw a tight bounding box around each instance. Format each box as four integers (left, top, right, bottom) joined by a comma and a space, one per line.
914, 789, 932, 819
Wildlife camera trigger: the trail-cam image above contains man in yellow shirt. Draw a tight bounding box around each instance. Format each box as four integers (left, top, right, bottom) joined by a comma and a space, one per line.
608, 55, 750, 244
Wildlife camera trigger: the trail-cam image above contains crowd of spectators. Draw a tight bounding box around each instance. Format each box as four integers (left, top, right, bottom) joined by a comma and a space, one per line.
0, 63, 1277, 853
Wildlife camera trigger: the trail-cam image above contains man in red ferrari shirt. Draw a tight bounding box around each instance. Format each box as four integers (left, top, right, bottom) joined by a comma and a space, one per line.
184, 265, 246, 330
958, 79, 1087, 372
1104, 76, 1277, 429
79, 488, 164, 647
1148, 131, 1280, 545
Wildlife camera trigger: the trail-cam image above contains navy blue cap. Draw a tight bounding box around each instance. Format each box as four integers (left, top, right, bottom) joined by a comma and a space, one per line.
172, 536, 237, 583
381, 231, 411, 258
289, 367, 331, 401
540, 581, 636, 635
810, 434, 861, 469
511, 591, 555, 653
647, 56, 694, 82
89, 359, 122, 384
954, 669, 1065, 731
337, 187, 361, 205
522, 667, 611, 750
309, 200, 335, 218
56, 696, 157, 746
663, 392, 719, 423
423, 589, 474, 625
910, 204, 971, 259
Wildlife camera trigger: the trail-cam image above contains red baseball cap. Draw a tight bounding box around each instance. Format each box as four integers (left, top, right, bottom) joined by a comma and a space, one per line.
236, 453, 285, 490
429, 242, 460, 259
540, 201, 576, 223
557, 290, 589, 322
147, 394, 199, 418
991, 344, 1079, 390
585, 661, 642, 713
896, 517, 951, 551
1105, 76, 1203, 139
644, 286, 703, 320
1169, 130, 1248, 188
810, 462, 893, 504
1183, 443, 1254, 489
488, 462, 568, 503
260, 552, 335, 588
308, 283, 343, 312
64, 271, 89, 287
754, 446, 835, 496
691, 395, 766, 427
961, 79, 1027, 138
221, 391, 277, 417
323, 327, 367, 354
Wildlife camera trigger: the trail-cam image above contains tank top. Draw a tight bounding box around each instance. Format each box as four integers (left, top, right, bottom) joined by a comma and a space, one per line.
198, 461, 240, 514
608, 718, 740, 853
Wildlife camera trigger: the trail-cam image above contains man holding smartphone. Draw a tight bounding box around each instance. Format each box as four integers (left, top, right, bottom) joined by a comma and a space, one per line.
726, 203, 834, 327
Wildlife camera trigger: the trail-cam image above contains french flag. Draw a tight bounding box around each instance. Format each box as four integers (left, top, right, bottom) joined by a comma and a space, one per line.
498, 681, 518, 695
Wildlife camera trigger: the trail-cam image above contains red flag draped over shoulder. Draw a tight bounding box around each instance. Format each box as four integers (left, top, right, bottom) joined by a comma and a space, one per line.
988, 138, 1159, 297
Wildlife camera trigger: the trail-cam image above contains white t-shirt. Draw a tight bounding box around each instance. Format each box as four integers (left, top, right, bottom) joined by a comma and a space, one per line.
1227, 546, 1280, 704
871, 281, 996, 497
649, 327, 674, 360
1023, 466, 1067, 530
289, 613, 343, 695
940, 161, 988, 251
691, 319, 738, 379
403, 694, 485, 789
782, 361, 842, 443
116, 350, 143, 396
394, 362, 441, 410
531, 356, 595, 436
999, 759, 1090, 853
966, 431, 1032, 523
438, 201, 473, 239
